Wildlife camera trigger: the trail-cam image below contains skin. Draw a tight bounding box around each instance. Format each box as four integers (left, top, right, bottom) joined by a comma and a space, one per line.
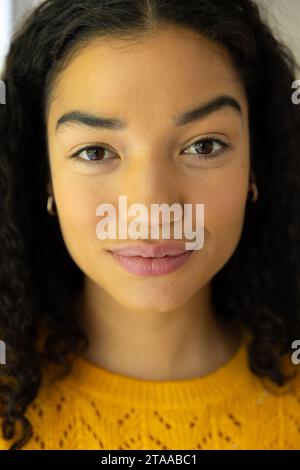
46, 25, 251, 380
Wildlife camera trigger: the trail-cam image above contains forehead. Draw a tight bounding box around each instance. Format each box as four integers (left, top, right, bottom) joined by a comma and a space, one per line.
47, 26, 247, 129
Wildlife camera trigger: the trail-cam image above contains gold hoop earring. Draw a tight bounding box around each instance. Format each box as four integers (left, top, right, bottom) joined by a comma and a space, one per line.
248, 182, 259, 203
47, 195, 57, 216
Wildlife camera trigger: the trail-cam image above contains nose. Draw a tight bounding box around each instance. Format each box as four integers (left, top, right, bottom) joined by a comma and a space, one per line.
119, 150, 184, 226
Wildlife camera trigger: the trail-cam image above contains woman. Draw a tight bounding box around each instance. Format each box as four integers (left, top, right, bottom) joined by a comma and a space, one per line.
0, 0, 300, 451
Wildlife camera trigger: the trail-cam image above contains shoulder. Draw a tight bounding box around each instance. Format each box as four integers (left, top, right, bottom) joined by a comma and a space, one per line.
279, 368, 300, 449
0, 360, 78, 450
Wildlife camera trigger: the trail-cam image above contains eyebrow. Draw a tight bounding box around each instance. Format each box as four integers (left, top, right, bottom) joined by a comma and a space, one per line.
55, 94, 242, 132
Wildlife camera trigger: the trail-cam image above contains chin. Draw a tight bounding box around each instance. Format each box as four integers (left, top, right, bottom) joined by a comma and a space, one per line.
110, 284, 195, 313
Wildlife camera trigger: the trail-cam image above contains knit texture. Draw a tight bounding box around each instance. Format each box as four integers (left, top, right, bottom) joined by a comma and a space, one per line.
1, 335, 300, 450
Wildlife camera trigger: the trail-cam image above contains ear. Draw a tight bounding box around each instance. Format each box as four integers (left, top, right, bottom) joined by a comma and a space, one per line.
46, 180, 53, 195
249, 168, 256, 189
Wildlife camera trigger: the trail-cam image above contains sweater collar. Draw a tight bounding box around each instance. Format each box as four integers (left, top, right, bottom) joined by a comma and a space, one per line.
54, 334, 265, 409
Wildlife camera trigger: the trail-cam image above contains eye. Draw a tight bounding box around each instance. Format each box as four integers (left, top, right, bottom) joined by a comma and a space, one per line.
71, 145, 118, 164
182, 136, 231, 159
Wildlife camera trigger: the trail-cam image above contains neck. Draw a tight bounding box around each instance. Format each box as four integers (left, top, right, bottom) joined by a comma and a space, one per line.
76, 277, 242, 380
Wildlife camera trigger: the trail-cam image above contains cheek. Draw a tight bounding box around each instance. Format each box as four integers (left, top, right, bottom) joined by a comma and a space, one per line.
187, 162, 249, 271
53, 175, 110, 256
205, 168, 249, 268
207, 178, 248, 231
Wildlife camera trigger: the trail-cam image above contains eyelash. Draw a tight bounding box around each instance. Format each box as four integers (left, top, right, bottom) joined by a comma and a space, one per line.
70, 136, 231, 166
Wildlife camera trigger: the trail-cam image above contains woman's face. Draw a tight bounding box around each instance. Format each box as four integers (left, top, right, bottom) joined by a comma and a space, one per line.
46, 26, 250, 312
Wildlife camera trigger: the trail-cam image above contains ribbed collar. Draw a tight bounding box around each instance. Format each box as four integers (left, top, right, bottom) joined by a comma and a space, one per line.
56, 335, 264, 409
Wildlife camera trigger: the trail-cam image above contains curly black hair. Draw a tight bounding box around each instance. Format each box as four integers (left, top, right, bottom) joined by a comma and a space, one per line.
0, 0, 300, 451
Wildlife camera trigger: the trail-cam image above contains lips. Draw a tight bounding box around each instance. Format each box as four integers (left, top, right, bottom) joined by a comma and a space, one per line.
107, 241, 193, 276
108, 241, 189, 258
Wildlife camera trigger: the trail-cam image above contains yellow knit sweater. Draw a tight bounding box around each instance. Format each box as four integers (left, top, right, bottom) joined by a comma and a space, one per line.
1, 336, 300, 450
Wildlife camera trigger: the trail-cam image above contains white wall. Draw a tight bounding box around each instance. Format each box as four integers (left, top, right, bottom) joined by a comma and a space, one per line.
0, 0, 41, 74
258, 0, 300, 67
0, 0, 12, 73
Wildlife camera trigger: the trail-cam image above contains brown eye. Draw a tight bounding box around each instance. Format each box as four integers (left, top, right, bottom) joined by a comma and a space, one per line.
194, 140, 214, 154
73, 145, 118, 164
182, 137, 230, 159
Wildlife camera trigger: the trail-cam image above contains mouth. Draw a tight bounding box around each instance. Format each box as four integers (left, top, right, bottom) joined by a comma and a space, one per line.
107, 241, 194, 276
